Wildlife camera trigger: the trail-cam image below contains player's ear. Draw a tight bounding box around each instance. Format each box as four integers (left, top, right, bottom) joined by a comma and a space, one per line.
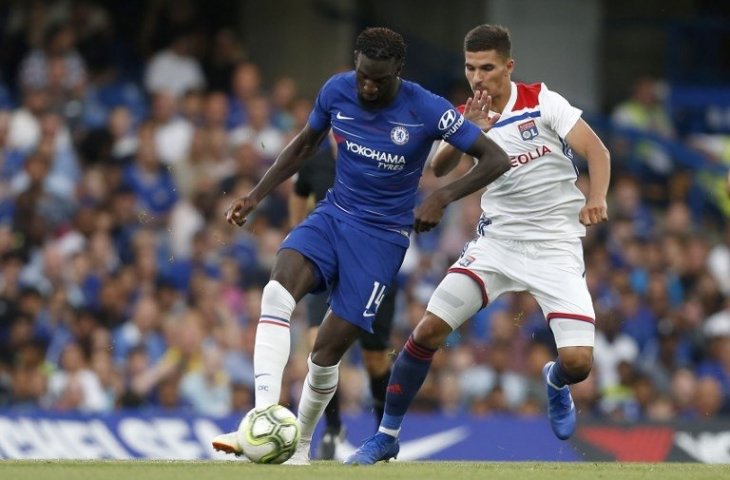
506, 58, 515, 76
353, 51, 360, 68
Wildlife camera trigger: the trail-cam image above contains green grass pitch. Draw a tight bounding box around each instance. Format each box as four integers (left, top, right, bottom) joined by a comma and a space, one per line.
2, 461, 727, 480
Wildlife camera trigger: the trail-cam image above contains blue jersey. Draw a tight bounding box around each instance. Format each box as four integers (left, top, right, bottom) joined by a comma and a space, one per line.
308, 71, 481, 246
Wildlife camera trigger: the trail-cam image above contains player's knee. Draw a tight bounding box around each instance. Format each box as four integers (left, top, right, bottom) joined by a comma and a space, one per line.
412, 313, 452, 349
558, 346, 593, 382
310, 347, 340, 367
270, 250, 317, 299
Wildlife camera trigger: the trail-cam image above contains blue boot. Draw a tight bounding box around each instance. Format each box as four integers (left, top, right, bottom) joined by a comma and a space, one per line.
543, 361, 577, 440
344, 432, 399, 465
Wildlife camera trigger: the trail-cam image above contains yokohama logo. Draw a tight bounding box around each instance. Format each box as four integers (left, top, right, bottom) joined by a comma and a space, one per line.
344, 140, 405, 164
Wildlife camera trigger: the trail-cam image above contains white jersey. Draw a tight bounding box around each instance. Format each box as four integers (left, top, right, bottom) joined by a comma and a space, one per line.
472, 81, 585, 240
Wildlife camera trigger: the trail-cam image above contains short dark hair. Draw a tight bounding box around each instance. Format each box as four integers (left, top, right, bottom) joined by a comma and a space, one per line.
464, 24, 511, 58
355, 27, 406, 62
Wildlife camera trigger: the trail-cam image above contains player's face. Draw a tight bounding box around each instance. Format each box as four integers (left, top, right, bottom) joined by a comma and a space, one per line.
354, 53, 402, 108
464, 50, 514, 103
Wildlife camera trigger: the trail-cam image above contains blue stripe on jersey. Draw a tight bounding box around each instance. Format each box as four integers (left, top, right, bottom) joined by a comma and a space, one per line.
260, 314, 290, 324
492, 110, 542, 129
477, 214, 492, 236
559, 135, 580, 176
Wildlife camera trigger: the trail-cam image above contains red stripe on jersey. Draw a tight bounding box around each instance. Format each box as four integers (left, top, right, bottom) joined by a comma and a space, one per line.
447, 267, 489, 308
546, 312, 595, 324
457, 104, 466, 114
512, 83, 542, 111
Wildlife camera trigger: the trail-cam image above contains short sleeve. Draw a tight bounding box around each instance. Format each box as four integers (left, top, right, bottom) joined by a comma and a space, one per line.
419, 90, 481, 152
540, 84, 582, 138
307, 76, 336, 132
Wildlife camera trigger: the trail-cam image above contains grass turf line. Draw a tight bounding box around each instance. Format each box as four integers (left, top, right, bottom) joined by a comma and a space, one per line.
2, 461, 727, 480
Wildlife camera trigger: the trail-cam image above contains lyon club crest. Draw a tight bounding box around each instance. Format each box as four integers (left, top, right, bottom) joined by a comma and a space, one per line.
390, 126, 410, 145
458, 255, 476, 267
518, 120, 539, 141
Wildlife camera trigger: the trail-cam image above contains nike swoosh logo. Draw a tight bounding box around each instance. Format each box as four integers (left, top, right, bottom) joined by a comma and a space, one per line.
397, 427, 470, 460
332, 427, 470, 462
255, 374, 271, 378
336, 112, 354, 120
363, 312, 375, 318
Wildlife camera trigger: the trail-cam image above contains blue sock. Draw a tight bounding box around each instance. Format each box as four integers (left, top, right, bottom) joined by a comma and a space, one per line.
380, 336, 436, 432
548, 359, 579, 388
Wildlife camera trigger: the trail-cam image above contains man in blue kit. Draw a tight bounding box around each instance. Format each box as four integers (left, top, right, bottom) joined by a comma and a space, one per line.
212, 27, 509, 464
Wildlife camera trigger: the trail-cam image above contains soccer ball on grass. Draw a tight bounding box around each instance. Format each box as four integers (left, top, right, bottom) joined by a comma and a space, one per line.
237, 405, 301, 464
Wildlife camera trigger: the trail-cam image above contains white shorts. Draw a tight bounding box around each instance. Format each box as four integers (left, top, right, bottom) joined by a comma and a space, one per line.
427, 236, 595, 348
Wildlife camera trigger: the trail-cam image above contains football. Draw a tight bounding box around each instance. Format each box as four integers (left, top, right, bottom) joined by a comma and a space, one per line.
237, 405, 301, 464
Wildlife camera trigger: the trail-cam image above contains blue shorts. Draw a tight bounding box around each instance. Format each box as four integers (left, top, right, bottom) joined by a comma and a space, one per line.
280, 211, 406, 332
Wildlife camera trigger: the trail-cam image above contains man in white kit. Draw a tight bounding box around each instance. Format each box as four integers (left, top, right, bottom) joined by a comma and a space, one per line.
347, 24, 611, 464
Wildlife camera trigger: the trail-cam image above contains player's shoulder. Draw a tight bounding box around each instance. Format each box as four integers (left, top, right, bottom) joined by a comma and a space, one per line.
512, 81, 571, 112
400, 78, 441, 103
512, 82, 544, 111
399, 79, 452, 120
320, 71, 355, 94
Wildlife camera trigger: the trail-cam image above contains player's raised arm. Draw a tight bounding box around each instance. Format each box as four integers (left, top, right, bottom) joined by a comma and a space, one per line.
431, 92, 500, 177
414, 134, 509, 233
226, 124, 329, 227
564, 118, 611, 226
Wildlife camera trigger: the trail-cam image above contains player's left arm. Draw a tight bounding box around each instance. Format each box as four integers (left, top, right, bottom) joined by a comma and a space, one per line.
414, 134, 510, 233
565, 118, 611, 226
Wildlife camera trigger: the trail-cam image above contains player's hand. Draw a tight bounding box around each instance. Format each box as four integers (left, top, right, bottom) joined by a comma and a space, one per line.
464, 90, 500, 131
579, 197, 608, 226
413, 192, 447, 233
225, 195, 258, 227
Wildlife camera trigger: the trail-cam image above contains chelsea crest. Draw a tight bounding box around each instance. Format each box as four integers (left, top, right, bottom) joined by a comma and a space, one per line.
390, 126, 409, 145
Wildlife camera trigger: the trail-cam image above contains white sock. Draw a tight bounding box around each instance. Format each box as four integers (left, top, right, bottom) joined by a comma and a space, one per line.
378, 426, 400, 438
254, 280, 296, 408
297, 355, 339, 441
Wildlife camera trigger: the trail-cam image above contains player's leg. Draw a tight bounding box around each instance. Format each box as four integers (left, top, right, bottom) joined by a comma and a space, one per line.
213, 214, 337, 456
287, 310, 365, 465
295, 224, 406, 465
345, 272, 485, 465
253, 249, 321, 407
359, 287, 397, 425
530, 238, 595, 440
543, 342, 592, 439
305, 292, 345, 460
212, 249, 318, 456
251, 212, 338, 409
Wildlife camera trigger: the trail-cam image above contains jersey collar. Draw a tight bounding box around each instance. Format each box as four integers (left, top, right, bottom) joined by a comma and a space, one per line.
500, 81, 518, 116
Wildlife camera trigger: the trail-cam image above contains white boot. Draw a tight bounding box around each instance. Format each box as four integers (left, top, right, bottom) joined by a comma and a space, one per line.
283, 439, 311, 465
211, 431, 249, 461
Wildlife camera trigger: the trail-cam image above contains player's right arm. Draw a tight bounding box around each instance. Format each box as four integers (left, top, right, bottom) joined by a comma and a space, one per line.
227, 75, 341, 227
431, 92, 500, 177
226, 124, 329, 227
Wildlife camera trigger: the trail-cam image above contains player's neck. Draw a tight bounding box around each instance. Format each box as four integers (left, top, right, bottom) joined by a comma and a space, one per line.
364, 77, 402, 110
383, 78, 401, 105
491, 84, 512, 114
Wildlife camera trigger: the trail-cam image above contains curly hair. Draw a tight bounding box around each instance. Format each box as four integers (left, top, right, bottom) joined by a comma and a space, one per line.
464, 24, 511, 59
354, 27, 406, 62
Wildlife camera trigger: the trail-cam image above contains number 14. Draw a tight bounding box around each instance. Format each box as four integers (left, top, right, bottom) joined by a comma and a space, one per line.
365, 281, 387, 312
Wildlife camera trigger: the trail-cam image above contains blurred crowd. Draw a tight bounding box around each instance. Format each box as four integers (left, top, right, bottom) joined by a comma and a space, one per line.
0, 0, 728, 424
